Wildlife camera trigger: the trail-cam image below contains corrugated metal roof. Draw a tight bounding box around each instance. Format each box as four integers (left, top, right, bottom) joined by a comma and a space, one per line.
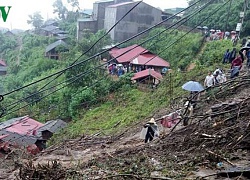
109, 44, 148, 63
108, 1, 135, 7
0, 129, 37, 146
45, 40, 68, 53
131, 69, 163, 81
0, 116, 27, 129
79, 9, 93, 16
0, 116, 67, 148
51, 29, 67, 35
0, 116, 44, 135
131, 53, 170, 67
78, 18, 96, 22
44, 19, 58, 26
95, 0, 114, 4
41, 25, 59, 32
37, 119, 67, 136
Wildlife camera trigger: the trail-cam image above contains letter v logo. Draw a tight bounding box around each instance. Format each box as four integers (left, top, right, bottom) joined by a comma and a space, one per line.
0, 6, 12, 22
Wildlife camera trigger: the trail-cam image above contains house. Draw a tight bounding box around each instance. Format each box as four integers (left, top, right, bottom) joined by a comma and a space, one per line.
40, 25, 59, 36
43, 19, 59, 27
4, 30, 14, 37
109, 44, 148, 66
164, 7, 185, 17
104, 1, 162, 42
77, 0, 163, 42
109, 44, 170, 73
77, 19, 97, 40
0, 116, 67, 154
131, 69, 163, 87
0, 27, 8, 33
45, 40, 69, 60
0, 59, 7, 75
78, 9, 93, 19
130, 52, 170, 72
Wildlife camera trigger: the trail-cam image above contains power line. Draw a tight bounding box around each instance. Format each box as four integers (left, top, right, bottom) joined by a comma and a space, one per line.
38, 1, 143, 92
0, 0, 229, 145
1, 0, 212, 115
1, 0, 203, 98
224, 0, 233, 33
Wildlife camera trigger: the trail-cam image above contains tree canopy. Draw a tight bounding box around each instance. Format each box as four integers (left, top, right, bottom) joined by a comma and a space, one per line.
185, 0, 250, 37
27, 11, 44, 29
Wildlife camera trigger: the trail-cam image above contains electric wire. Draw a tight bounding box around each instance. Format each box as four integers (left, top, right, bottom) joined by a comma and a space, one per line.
38, 0, 143, 91
1, 0, 212, 115
2, 0, 208, 114
139, 0, 231, 68
2, 0, 228, 144
1, 0, 203, 98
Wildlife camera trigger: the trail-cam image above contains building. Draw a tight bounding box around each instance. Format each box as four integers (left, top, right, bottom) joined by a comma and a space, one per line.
77, 0, 163, 42
131, 68, 163, 86
0, 59, 7, 75
109, 44, 170, 73
45, 40, 69, 60
0, 116, 66, 154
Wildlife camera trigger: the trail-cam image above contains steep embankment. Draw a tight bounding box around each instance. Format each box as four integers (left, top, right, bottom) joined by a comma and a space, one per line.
2, 70, 250, 180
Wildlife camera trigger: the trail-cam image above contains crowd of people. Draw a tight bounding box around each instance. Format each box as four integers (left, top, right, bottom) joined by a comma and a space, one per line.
204, 46, 250, 89
204, 68, 227, 88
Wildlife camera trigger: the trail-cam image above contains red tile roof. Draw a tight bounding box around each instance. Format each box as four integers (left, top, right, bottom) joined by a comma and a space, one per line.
109, 44, 148, 63
5, 116, 43, 136
130, 53, 170, 67
131, 69, 163, 81
0, 60, 7, 66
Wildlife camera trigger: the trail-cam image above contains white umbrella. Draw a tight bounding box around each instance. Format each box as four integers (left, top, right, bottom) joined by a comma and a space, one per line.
182, 81, 204, 92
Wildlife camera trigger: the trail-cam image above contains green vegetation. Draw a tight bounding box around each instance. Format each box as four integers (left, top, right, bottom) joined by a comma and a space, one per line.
0, 6, 241, 142
186, 0, 250, 36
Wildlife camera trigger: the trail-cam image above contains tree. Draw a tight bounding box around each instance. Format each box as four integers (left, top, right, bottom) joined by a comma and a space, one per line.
27, 12, 44, 29
185, 0, 250, 36
67, 0, 80, 11
53, 0, 68, 20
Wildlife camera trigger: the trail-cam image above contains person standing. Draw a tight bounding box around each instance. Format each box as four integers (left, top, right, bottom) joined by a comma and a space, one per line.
223, 49, 230, 63
247, 49, 250, 70
229, 48, 237, 63
204, 71, 213, 88
212, 71, 221, 85
143, 118, 159, 143
230, 55, 243, 78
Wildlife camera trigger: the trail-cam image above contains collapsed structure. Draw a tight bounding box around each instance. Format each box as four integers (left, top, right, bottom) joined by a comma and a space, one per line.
0, 116, 66, 154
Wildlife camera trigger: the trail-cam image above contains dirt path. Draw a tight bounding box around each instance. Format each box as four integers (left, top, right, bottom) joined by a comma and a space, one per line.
187, 39, 207, 71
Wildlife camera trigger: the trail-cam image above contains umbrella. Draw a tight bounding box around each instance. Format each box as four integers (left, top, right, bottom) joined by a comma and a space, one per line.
197, 26, 202, 30
240, 46, 250, 52
203, 26, 208, 29
182, 81, 204, 92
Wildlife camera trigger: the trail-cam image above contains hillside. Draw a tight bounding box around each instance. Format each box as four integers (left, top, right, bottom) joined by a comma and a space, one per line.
0, 22, 249, 180
1, 69, 250, 179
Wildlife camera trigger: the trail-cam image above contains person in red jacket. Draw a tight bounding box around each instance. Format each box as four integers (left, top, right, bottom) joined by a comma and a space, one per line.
230, 55, 243, 78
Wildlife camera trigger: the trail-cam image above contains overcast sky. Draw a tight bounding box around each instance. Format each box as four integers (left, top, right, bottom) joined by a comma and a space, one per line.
0, 0, 188, 30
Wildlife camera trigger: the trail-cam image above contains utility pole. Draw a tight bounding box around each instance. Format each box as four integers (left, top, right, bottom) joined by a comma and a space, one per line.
237, 0, 247, 38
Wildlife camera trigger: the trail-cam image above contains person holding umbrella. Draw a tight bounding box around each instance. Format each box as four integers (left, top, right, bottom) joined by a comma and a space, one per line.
182, 81, 204, 125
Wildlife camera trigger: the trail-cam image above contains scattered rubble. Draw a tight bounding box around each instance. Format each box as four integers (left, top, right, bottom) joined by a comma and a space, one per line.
1, 75, 250, 179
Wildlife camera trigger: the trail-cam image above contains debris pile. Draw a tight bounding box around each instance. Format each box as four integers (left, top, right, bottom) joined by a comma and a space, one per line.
18, 160, 82, 180
12, 75, 250, 179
